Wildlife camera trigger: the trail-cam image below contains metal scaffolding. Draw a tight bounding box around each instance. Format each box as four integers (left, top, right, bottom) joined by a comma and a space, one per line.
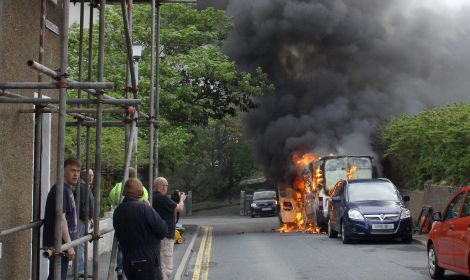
0, 0, 193, 279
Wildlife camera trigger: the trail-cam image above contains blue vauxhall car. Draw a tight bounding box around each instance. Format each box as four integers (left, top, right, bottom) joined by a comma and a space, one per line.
327, 178, 413, 244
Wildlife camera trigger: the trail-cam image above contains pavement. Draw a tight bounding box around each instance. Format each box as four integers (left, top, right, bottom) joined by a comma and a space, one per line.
413, 233, 428, 247
65, 224, 199, 280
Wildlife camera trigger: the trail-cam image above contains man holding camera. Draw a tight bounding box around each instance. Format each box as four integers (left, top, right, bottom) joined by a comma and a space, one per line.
152, 177, 186, 280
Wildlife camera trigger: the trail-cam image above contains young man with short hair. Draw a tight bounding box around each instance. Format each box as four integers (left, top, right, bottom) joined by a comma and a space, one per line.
43, 158, 81, 280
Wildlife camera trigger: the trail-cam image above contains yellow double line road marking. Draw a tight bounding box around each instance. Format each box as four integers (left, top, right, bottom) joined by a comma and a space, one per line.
192, 226, 213, 280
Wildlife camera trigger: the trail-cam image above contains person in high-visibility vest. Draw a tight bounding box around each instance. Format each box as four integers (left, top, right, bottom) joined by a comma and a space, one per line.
108, 167, 149, 278
109, 167, 149, 207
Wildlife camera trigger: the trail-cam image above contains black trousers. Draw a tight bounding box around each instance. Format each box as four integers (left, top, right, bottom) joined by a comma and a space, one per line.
47, 256, 69, 280
123, 258, 163, 280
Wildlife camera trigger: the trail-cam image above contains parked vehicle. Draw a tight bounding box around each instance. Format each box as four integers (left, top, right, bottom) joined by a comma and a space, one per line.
327, 178, 412, 244
277, 183, 298, 224
299, 155, 375, 229
250, 190, 278, 218
427, 186, 470, 279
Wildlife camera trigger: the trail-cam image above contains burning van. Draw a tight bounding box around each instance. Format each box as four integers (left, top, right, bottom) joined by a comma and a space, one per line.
278, 183, 298, 224
279, 155, 374, 233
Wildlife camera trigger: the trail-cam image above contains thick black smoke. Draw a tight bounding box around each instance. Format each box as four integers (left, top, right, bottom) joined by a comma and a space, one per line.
219, 0, 470, 181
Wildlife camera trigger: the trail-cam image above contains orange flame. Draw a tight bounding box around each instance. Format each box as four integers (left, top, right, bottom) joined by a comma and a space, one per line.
314, 167, 323, 191
348, 164, 357, 179
279, 151, 324, 234
291, 152, 318, 169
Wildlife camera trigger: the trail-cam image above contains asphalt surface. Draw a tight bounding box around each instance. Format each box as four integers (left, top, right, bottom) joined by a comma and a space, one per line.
175, 206, 468, 280
69, 205, 467, 280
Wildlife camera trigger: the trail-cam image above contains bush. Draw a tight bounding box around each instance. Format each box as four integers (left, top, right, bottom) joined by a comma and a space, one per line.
378, 103, 470, 189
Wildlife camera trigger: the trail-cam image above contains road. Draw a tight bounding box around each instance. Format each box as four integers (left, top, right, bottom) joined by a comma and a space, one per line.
174, 206, 467, 280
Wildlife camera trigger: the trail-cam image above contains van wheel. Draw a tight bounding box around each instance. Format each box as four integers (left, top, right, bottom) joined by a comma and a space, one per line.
328, 219, 338, 238
428, 244, 444, 279
341, 220, 351, 244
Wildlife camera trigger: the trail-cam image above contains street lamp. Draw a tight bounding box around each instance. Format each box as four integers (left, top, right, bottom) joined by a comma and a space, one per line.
132, 42, 143, 172
132, 42, 143, 63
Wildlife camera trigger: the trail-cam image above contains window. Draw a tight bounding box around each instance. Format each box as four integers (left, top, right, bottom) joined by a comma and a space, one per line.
460, 192, 470, 218
346, 182, 399, 202
444, 192, 465, 220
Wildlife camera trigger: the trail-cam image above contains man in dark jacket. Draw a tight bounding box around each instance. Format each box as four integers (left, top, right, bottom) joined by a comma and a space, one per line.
43, 158, 81, 280
153, 177, 186, 280
74, 168, 94, 277
113, 178, 168, 280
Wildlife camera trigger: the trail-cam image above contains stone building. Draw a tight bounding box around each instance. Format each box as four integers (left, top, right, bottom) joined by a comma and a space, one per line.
0, 0, 63, 279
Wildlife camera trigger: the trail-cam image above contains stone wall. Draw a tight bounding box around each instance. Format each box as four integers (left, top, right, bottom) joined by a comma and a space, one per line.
0, 1, 62, 279
401, 183, 459, 223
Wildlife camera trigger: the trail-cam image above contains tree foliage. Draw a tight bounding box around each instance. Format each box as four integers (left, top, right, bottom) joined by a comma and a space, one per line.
170, 115, 262, 200
377, 103, 470, 189
65, 4, 269, 198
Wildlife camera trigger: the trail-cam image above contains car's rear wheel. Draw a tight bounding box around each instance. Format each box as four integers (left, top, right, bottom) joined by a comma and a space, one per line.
328, 219, 338, 238
341, 220, 351, 244
428, 244, 445, 279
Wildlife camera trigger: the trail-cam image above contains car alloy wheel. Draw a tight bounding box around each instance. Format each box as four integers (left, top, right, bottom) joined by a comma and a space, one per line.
341, 220, 351, 244
328, 219, 338, 238
428, 244, 444, 279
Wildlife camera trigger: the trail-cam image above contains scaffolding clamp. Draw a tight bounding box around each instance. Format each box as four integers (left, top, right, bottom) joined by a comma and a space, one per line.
93, 97, 105, 104
56, 80, 69, 89
42, 248, 66, 259
33, 106, 52, 114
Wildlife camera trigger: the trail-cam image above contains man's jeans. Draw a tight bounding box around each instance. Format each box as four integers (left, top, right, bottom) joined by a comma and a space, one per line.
76, 220, 86, 273
160, 238, 174, 280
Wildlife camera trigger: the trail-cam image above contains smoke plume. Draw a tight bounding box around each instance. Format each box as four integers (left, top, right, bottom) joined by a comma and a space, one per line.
220, 0, 470, 181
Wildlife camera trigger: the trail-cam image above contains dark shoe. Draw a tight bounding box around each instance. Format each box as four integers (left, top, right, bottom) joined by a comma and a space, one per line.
78, 273, 93, 278
116, 269, 124, 280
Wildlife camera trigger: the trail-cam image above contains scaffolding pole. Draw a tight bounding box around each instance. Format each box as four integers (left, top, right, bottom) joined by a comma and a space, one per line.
148, 0, 156, 200
0, 81, 114, 90
27, 60, 117, 100
83, 5, 95, 276
73, 1, 86, 278
0, 0, 173, 279
19, 108, 132, 115
31, 0, 47, 278
66, 120, 154, 127
0, 221, 43, 238
52, 0, 71, 279
92, 0, 107, 278
153, 0, 162, 182
0, 90, 141, 105
107, 112, 138, 280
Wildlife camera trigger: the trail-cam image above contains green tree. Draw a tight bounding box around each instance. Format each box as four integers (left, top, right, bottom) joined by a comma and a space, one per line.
377, 103, 470, 189
170, 116, 262, 200
65, 4, 271, 192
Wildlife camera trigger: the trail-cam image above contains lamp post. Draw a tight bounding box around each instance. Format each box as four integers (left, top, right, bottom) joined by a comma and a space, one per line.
132, 42, 142, 172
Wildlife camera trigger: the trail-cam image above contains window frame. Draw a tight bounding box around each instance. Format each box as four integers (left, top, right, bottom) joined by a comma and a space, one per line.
443, 191, 466, 221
